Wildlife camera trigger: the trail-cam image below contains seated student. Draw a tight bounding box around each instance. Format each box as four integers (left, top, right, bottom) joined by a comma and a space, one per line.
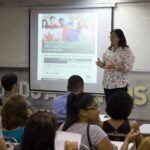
101, 91, 143, 146
60, 92, 139, 150
0, 131, 7, 150
52, 75, 84, 125
0, 73, 36, 113
138, 136, 150, 150
1, 95, 29, 143
16, 111, 78, 150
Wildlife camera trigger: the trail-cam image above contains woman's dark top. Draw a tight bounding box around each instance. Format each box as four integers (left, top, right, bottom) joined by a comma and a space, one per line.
103, 120, 131, 141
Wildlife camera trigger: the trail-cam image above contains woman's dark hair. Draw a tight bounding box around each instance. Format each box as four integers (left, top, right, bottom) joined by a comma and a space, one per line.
109, 29, 128, 49
42, 19, 48, 28
2, 95, 28, 130
62, 93, 94, 131
21, 111, 56, 150
106, 91, 133, 120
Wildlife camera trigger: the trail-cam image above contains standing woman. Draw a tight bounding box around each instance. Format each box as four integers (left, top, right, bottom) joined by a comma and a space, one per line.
96, 29, 134, 105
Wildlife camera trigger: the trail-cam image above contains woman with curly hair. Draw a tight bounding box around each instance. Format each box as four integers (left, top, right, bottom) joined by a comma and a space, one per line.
101, 91, 143, 147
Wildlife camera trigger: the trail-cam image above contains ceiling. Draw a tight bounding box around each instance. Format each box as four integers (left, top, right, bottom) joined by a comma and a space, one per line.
0, 0, 150, 7
0, 0, 114, 7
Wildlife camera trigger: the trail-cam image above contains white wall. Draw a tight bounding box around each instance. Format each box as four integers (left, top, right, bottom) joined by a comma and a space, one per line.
0, 8, 29, 67
114, 3, 150, 71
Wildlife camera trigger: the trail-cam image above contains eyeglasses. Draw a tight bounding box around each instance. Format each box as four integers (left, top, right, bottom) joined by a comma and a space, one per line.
86, 105, 99, 111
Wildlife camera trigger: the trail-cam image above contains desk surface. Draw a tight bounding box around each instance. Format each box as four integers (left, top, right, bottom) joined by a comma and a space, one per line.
99, 114, 110, 122
111, 141, 134, 150
140, 124, 150, 135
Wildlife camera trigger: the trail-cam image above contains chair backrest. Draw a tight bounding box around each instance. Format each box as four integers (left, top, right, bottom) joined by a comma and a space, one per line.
4, 136, 17, 143
4, 136, 18, 150
14, 144, 21, 150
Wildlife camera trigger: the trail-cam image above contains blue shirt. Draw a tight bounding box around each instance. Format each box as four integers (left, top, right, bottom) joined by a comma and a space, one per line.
2, 127, 24, 143
52, 92, 71, 124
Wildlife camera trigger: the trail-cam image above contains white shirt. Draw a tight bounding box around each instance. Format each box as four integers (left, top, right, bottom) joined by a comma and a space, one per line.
103, 46, 134, 89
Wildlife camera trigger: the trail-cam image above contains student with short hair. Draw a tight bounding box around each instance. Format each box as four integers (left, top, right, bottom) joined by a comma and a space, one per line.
0, 73, 36, 113
102, 91, 143, 146
0, 73, 18, 105
1, 95, 29, 143
52, 75, 84, 125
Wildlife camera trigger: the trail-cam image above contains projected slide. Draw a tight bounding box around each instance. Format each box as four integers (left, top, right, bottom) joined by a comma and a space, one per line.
37, 13, 98, 83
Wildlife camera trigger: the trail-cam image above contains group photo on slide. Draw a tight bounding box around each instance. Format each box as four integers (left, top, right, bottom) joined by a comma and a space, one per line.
40, 13, 96, 54
35, 12, 100, 86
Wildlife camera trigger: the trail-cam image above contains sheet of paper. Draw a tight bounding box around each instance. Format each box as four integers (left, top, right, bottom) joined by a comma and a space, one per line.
140, 124, 150, 135
55, 131, 82, 150
99, 114, 110, 122
111, 141, 134, 150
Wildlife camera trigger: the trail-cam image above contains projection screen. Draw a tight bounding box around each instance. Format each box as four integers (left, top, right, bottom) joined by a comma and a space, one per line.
30, 7, 112, 93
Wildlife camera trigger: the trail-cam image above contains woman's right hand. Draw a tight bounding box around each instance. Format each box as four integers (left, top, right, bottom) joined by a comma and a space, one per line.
96, 58, 105, 68
125, 129, 140, 143
120, 129, 140, 150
